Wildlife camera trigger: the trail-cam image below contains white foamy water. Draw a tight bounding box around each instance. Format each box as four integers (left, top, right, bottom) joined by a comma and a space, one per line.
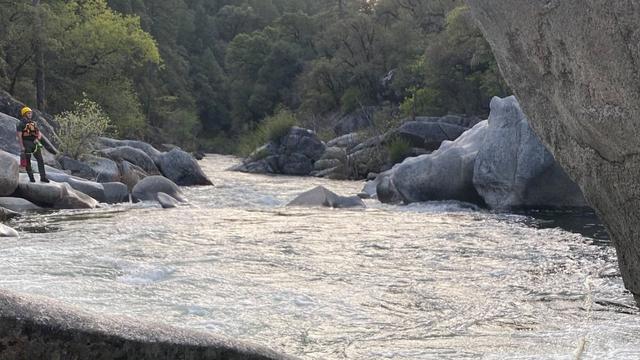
1, 155, 638, 359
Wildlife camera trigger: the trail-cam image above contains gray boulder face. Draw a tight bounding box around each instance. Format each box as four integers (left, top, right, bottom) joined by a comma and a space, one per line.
0, 151, 19, 196
119, 160, 146, 191
287, 186, 365, 208
58, 156, 97, 180
81, 155, 120, 183
0, 289, 296, 360
97, 137, 163, 162
467, 1, 640, 303
158, 149, 213, 186
14, 177, 98, 209
235, 127, 326, 176
379, 121, 489, 204
0, 112, 22, 155
0, 224, 18, 237
156, 192, 180, 209
132, 176, 186, 203
45, 173, 106, 203
102, 182, 129, 204
473, 97, 587, 209
397, 121, 468, 150
98, 146, 160, 175
0, 198, 42, 212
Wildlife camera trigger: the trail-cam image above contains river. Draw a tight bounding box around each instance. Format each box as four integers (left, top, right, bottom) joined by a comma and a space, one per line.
1, 155, 638, 359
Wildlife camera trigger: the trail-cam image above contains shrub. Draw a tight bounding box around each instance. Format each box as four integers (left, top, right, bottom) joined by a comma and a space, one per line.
387, 136, 412, 164
55, 96, 112, 159
237, 109, 298, 156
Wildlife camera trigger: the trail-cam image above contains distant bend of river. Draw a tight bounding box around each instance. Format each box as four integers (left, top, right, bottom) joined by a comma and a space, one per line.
1, 155, 638, 359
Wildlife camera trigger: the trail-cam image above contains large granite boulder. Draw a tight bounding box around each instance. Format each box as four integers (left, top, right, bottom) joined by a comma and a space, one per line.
235, 127, 326, 176
0, 151, 19, 196
132, 176, 185, 203
287, 186, 365, 208
0, 112, 22, 155
14, 176, 98, 209
102, 182, 129, 204
0, 289, 295, 360
156, 192, 180, 209
80, 155, 120, 183
378, 121, 488, 204
466, 0, 640, 303
98, 146, 160, 175
58, 156, 97, 180
473, 97, 586, 209
45, 173, 107, 203
97, 137, 163, 163
158, 149, 212, 186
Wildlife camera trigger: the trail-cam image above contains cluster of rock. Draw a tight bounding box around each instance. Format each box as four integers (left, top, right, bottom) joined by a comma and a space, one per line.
0, 94, 213, 236
370, 96, 587, 210
235, 115, 481, 180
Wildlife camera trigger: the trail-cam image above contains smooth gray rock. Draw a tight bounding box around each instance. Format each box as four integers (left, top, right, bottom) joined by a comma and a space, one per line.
102, 182, 129, 204
0, 224, 18, 237
473, 97, 586, 209
80, 155, 120, 183
380, 121, 488, 204
0, 151, 19, 196
156, 192, 179, 209
326, 133, 362, 150
0, 288, 296, 360
0, 112, 22, 155
97, 137, 163, 163
45, 172, 106, 202
132, 176, 185, 203
397, 121, 468, 150
467, 0, 640, 303
287, 186, 365, 208
158, 149, 213, 186
58, 155, 97, 180
0, 198, 42, 212
98, 146, 160, 175
119, 160, 145, 192
14, 176, 98, 209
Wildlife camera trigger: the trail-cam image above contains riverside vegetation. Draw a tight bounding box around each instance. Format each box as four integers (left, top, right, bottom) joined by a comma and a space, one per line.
0, 0, 507, 153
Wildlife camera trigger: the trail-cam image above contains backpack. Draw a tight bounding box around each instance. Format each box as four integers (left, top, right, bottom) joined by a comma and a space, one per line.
22, 121, 39, 138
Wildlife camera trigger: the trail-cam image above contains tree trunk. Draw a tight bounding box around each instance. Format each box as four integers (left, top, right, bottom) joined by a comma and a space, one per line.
33, 0, 45, 111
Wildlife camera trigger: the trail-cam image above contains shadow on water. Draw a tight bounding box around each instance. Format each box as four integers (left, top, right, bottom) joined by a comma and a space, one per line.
513, 208, 610, 245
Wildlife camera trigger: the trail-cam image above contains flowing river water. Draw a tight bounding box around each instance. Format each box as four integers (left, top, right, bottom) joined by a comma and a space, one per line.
1, 155, 638, 359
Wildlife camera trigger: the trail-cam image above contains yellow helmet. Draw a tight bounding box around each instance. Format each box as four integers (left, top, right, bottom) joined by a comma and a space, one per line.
20, 106, 32, 117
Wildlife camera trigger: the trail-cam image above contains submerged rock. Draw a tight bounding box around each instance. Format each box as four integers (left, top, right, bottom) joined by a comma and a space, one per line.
132, 176, 185, 203
156, 192, 180, 209
0, 224, 18, 237
158, 149, 212, 186
287, 186, 365, 208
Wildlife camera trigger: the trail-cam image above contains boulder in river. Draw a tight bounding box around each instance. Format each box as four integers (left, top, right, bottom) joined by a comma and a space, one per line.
287, 186, 365, 208
473, 96, 586, 209
0, 224, 18, 237
46, 172, 106, 203
156, 192, 180, 209
132, 176, 185, 203
378, 121, 488, 204
102, 182, 130, 204
14, 176, 98, 209
80, 155, 120, 183
158, 149, 212, 186
98, 146, 160, 175
97, 137, 163, 163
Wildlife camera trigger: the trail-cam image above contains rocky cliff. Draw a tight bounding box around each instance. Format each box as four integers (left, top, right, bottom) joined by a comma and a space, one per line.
466, 1, 640, 302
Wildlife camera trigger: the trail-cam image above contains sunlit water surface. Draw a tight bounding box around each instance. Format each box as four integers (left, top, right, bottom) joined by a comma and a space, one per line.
2, 155, 638, 359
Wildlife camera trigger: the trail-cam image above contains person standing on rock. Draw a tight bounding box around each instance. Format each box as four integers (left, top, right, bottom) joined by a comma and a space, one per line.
16, 106, 49, 183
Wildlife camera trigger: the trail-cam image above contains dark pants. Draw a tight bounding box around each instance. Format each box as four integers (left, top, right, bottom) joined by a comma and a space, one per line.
24, 140, 46, 181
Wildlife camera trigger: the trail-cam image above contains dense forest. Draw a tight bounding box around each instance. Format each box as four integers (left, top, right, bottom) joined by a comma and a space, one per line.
0, 0, 508, 152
